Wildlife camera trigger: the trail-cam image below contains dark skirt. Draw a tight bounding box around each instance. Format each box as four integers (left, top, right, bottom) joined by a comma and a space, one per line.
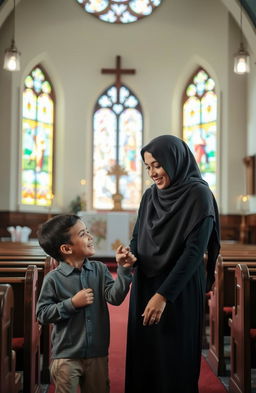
125, 264, 205, 393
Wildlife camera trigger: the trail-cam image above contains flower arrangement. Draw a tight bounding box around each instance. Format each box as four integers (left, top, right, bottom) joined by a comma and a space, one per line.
69, 195, 86, 214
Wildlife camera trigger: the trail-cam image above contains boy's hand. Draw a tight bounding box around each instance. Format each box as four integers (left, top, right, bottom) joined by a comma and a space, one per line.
71, 288, 94, 308
116, 245, 137, 268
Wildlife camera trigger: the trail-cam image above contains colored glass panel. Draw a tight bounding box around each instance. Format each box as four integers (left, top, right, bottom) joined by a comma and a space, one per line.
21, 66, 54, 207
119, 108, 142, 209
93, 108, 117, 209
93, 84, 143, 209
183, 69, 217, 193
76, 0, 162, 24
183, 96, 200, 127
38, 94, 54, 124
23, 89, 37, 120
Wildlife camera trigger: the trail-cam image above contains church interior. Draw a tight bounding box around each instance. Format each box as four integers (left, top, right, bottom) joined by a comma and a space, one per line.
0, 0, 256, 392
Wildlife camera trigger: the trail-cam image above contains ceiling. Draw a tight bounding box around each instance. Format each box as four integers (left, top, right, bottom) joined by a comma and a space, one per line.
242, 0, 256, 27
0, 0, 255, 35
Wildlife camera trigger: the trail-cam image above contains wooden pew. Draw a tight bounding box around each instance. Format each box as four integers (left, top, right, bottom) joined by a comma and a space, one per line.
221, 242, 256, 250
0, 265, 41, 393
229, 264, 256, 393
207, 255, 256, 376
0, 256, 58, 384
0, 241, 45, 257
0, 284, 22, 393
0, 255, 46, 261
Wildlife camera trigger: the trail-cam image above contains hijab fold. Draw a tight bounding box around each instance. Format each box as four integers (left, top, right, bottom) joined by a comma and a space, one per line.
137, 135, 220, 288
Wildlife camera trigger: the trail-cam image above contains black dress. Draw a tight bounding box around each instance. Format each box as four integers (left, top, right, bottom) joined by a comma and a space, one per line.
125, 135, 220, 393
125, 217, 213, 393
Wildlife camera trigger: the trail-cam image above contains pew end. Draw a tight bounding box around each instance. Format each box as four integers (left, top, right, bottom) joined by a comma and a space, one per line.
229, 264, 256, 393
0, 284, 22, 393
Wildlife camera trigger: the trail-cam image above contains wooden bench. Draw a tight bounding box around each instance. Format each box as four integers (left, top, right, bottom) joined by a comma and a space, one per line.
0, 255, 46, 261
0, 256, 58, 384
221, 242, 256, 251
0, 265, 41, 393
207, 255, 256, 376
229, 264, 256, 393
0, 284, 22, 393
0, 242, 45, 257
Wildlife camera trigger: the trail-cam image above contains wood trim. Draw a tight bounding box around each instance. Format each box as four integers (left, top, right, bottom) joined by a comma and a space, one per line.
0, 211, 256, 244
0, 211, 50, 238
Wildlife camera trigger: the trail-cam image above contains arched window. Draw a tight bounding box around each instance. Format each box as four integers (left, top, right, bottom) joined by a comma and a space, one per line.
21, 66, 55, 207
182, 68, 217, 192
93, 84, 143, 210
75, 0, 162, 24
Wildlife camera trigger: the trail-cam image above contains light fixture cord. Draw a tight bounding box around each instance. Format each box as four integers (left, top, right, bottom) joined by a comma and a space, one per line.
240, 0, 243, 44
13, 0, 16, 41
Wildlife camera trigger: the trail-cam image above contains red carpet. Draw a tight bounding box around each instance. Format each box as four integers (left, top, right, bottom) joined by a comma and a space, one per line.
48, 284, 227, 393
109, 293, 227, 393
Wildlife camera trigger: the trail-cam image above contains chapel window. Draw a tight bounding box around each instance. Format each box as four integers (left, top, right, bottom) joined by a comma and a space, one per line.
93, 84, 143, 210
75, 0, 162, 24
182, 68, 217, 193
21, 65, 55, 207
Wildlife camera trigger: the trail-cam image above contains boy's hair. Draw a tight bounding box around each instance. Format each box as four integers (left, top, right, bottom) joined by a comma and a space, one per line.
37, 214, 81, 261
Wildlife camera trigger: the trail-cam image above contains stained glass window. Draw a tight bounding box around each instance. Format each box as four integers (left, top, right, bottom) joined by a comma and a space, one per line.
21, 66, 54, 207
75, 0, 162, 24
183, 68, 217, 192
93, 84, 143, 209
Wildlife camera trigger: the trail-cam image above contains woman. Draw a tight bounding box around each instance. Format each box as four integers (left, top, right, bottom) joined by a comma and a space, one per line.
125, 135, 220, 393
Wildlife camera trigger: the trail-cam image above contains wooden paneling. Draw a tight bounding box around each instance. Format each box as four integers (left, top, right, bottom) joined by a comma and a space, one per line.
0, 211, 256, 244
0, 211, 50, 239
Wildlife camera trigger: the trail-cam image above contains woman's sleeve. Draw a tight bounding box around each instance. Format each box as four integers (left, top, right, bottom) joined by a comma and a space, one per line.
157, 216, 213, 303
130, 218, 139, 257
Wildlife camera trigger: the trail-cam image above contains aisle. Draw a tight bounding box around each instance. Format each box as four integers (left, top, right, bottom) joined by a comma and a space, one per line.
48, 287, 227, 393
108, 292, 227, 393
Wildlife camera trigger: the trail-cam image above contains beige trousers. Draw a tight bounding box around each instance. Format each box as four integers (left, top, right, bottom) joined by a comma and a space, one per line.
50, 357, 110, 393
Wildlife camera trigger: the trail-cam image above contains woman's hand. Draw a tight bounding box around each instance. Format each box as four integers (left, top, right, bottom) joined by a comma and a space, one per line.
142, 293, 167, 326
116, 245, 137, 268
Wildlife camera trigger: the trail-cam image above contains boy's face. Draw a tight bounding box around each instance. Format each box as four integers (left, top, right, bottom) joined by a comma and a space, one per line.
66, 219, 95, 259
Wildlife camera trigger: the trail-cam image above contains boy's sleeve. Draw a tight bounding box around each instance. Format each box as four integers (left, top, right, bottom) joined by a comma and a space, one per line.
36, 275, 78, 325
104, 264, 133, 306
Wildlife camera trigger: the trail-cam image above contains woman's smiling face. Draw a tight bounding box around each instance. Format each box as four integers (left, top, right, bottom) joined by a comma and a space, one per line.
143, 151, 171, 190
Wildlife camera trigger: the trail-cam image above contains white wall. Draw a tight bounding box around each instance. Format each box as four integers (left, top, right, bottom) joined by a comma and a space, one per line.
0, 0, 252, 213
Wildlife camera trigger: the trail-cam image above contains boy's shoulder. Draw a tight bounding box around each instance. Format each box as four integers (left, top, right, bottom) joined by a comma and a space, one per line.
44, 260, 109, 278
88, 259, 108, 272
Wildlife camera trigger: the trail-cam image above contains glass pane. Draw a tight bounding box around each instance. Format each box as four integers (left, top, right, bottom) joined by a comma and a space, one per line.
21, 66, 54, 207
38, 94, 54, 124
183, 69, 217, 193
23, 89, 37, 120
93, 108, 117, 209
76, 0, 162, 24
201, 91, 217, 123
183, 96, 200, 127
93, 84, 143, 209
119, 109, 142, 209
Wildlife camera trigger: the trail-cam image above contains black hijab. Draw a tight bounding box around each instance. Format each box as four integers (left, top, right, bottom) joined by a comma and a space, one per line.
137, 135, 220, 290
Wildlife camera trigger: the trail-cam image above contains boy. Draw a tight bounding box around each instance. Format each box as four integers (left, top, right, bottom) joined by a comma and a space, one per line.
36, 214, 136, 393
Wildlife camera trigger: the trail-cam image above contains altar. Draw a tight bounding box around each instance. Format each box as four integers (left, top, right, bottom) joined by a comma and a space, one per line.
78, 211, 137, 257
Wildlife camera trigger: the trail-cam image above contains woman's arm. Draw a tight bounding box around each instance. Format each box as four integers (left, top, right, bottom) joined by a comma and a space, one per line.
158, 216, 213, 302
142, 217, 214, 325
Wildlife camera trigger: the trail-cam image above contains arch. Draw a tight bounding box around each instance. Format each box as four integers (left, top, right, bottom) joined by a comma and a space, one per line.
182, 67, 218, 193
92, 83, 143, 210
18, 53, 65, 211
20, 64, 56, 207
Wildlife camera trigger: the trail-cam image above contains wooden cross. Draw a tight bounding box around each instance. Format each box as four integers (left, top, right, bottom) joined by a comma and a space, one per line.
101, 55, 135, 210
101, 55, 136, 101
107, 164, 128, 211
